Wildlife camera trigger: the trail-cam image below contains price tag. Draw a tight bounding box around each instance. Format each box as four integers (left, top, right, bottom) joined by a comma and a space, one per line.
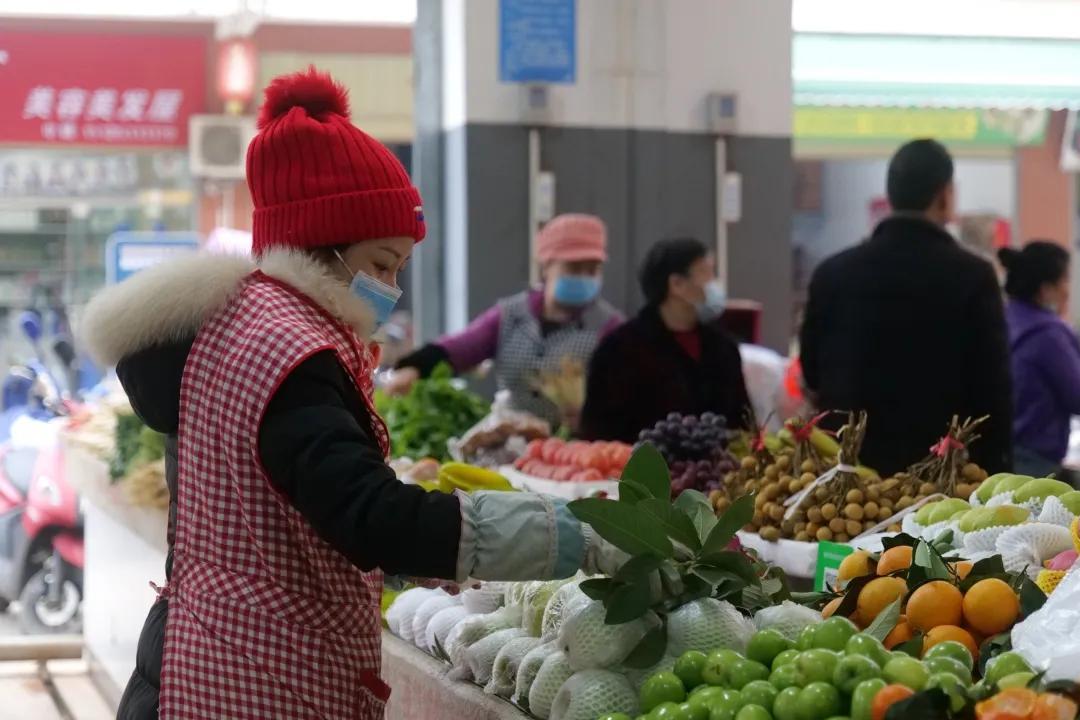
814, 540, 855, 592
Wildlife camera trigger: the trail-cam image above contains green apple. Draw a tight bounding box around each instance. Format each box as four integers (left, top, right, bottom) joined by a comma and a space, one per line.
771, 686, 802, 720
770, 663, 802, 691
641, 672, 687, 712
676, 651, 710, 691
922, 641, 974, 673
795, 624, 818, 651
703, 650, 743, 687
772, 649, 800, 671
844, 633, 891, 668
814, 617, 859, 652
850, 678, 887, 720
969, 680, 993, 702
799, 682, 842, 720
740, 680, 778, 711
649, 702, 688, 720
734, 705, 772, 720
795, 649, 841, 685
679, 702, 709, 720
1059, 490, 1080, 514
997, 671, 1036, 690
706, 689, 744, 720
984, 652, 1034, 687
925, 672, 966, 712
599, 715, 634, 720
924, 656, 972, 685
833, 654, 882, 694
729, 659, 771, 689
747, 629, 794, 667
882, 655, 929, 691
689, 686, 726, 709
1014, 478, 1073, 503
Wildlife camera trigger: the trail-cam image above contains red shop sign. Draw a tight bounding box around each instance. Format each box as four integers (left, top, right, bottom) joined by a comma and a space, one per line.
0, 31, 207, 147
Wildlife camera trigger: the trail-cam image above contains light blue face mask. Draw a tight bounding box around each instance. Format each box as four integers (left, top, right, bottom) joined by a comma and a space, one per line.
335, 251, 402, 329
552, 274, 602, 306
695, 279, 727, 321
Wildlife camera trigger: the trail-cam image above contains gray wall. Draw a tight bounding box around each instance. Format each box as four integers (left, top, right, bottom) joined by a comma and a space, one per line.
453, 123, 793, 351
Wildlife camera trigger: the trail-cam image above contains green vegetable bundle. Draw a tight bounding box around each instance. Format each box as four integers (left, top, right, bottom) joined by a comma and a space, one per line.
109, 411, 166, 483
375, 363, 489, 461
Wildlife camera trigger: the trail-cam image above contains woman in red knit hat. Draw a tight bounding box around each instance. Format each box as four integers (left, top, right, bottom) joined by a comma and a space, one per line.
83, 68, 614, 720
388, 213, 622, 431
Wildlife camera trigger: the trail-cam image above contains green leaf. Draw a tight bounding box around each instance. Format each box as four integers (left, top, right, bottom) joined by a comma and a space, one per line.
568, 498, 675, 559
605, 582, 654, 624
702, 494, 755, 556
619, 479, 652, 505
834, 573, 877, 618
895, 632, 925, 658
697, 551, 760, 586
790, 590, 832, 607
864, 597, 902, 643
580, 578, 617, 601
620, 443, 671, 501
881, 533, 919, 551
691, 565, 744, 587
622, 624, 668, 669
614, 554, 665, 583
977, 633, 1013, 677
639, 498, 702, 551
1019, 577, 1048, 618
913, 540, 951, 581
674, 490, 720, 543
674, 489, 712, 514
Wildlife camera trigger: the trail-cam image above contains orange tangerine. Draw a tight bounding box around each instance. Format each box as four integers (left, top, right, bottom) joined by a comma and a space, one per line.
883, 616, 914, 650
963, 578, 1020, 637
907, 580, 964, 632
975, 688, 1037, 720
877, 546, 913, 576
924, 625, 979, 661
857, 576, 909, 626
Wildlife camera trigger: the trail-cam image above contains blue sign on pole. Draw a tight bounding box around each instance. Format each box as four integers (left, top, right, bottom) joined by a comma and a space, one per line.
105, 232, 201, 285
499, 0, 576, 84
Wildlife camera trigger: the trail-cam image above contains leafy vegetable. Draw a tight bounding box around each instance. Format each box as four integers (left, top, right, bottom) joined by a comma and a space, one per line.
109, 412, 165, 483
375, 363, 489, 461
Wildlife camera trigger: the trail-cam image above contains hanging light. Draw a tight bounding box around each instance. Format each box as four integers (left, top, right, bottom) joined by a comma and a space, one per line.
217, 37, 257, 114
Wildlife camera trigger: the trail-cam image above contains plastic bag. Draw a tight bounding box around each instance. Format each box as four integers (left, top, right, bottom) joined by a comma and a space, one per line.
486, 636, 545, 698
411, 592, 461, 651
1011, 565, 1080, 681
448, 390, 551, 466
426, 605, 471, 655
385, 587, 436, 638
549, 669, 639, 720
462, 584, 508, 614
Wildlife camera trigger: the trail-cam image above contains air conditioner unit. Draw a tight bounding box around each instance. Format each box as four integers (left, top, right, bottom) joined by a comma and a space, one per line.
189, 115, 256, 179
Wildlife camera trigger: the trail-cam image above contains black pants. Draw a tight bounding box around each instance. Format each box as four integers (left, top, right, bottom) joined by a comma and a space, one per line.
116, 598, 167, 720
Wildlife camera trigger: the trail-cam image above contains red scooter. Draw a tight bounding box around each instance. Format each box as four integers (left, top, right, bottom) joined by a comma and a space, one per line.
0, 441, 83, 633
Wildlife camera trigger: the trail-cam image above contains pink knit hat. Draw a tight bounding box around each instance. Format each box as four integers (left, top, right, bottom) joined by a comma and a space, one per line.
536, 214, 608, 262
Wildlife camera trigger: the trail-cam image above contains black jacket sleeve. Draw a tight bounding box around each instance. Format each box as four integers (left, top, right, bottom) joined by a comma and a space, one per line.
258, 351, 462, 579
799, 267, 824, 397
394, 343, 450, 378
964, 265, 1014, 473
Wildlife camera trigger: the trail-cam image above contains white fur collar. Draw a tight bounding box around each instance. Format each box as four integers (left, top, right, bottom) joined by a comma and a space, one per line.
81, 249, 375, 366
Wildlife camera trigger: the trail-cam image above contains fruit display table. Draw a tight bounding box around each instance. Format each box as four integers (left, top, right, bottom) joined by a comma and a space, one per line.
62, 441, 166, 711
381, 631, 529, 720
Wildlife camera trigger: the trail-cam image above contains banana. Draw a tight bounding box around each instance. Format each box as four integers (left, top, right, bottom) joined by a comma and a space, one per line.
437, 462, 515, 493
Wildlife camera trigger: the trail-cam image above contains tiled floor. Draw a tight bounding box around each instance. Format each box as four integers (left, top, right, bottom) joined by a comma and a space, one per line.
0, 660, 113, 720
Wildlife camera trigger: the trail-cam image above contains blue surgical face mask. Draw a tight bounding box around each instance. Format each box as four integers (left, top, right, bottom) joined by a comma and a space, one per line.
335, 251, 402, 329
695, 279, 726, 322
552, 274, 601, 306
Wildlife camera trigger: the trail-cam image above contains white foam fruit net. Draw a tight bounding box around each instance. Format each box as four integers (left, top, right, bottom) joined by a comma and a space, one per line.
542, 580, 590, 640
445, 605, 523, 667
462, 585, 508, 614
514, 640, 561, 710
1040, 496, 1078, 527
559, 599, 659, 670
385, 587, 436, 638
667, 598, 755, 656
409, 592, 459, 650
549, 669, 640, 720
529, 650, 575, 720
426, 605, 471, 655
964, 525, 1017, 553
996, 523, 1074, 577
467, 627, 527, 684
753, 600, 822, 642
522, 579, 572, 637
622, 655, 677, 693
486, 636, 545, 698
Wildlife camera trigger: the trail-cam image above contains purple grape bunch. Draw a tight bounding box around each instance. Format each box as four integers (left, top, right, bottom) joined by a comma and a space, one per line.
637, 412, 738, 495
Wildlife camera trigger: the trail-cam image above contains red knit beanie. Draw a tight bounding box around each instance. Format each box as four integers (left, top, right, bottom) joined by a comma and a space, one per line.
247, 67, 425, 256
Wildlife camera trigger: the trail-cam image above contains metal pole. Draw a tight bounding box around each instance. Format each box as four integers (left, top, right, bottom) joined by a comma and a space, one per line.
714, 136, 729, 286
528, 128, 541, 286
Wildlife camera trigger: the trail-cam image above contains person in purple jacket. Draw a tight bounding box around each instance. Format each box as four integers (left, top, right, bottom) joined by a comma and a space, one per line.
999, 241, 1080, 477
387, 214, 622, 428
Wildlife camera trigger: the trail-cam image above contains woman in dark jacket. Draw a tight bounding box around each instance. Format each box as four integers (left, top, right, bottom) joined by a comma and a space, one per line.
580, 237, 750, 442
999, 241, 1080, 477
83, 69, 612, 720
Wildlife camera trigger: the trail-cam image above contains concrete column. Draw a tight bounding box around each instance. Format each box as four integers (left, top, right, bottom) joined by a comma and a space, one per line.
416, 0, 794, 350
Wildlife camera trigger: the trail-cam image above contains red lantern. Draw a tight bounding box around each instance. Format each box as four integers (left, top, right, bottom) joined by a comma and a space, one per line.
217, 38, 257, 108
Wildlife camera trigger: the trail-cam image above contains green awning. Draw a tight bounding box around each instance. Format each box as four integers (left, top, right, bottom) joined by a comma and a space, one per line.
795, 33, 1080, 109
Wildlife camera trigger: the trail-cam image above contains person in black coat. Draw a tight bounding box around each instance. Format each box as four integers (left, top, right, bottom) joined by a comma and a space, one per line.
581, 237, 750, 442
800, 139, 1013, 476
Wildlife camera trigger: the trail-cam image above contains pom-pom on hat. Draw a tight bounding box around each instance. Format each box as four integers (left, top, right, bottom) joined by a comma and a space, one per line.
247, 67, 425, 256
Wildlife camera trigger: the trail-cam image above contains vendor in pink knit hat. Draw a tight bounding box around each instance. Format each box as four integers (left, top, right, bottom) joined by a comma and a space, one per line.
389, 213, 623, 429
